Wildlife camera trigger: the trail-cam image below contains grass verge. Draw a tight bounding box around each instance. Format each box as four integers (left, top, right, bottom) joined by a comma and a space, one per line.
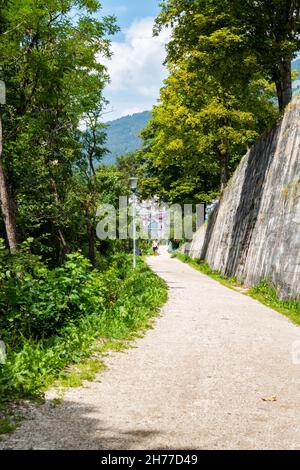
173, 253, 240, 289
249, 281, 300, 325
0, 257, 167, 436
173, 252, 300, 326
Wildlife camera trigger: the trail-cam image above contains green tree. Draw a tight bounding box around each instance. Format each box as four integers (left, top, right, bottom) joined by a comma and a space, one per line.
116, 152, 143, 177
0, 0, 118, 258
138, 0, 280, 200
75, 104, 108, 265
239, 0, 300, 111
140, 53, 277, 197
156, 0, 300, 111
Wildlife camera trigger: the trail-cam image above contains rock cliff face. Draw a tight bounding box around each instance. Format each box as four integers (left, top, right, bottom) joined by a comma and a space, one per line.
185, 96, 300, 299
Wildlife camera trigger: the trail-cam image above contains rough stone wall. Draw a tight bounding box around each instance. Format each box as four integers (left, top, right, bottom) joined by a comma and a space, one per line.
185, 96, 300, 299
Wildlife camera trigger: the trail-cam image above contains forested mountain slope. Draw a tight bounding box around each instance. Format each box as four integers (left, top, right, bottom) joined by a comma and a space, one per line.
103, 111, 151, 164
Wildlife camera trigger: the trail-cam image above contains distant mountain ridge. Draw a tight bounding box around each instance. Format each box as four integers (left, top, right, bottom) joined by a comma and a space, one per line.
102, 111, 151, 165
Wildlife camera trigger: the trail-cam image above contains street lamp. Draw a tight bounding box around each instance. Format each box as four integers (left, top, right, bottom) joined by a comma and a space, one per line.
0, 80, 6, 106
129, 177, 138, 193
129, 177, 138, 268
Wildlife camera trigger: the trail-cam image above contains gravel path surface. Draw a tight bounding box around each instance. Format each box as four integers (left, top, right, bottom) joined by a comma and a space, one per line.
2, 252, 300, 450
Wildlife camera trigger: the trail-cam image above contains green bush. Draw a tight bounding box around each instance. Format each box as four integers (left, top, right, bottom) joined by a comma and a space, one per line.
0, 246, 108, 345
0, 241, 141, 346
0, 244, 167, 400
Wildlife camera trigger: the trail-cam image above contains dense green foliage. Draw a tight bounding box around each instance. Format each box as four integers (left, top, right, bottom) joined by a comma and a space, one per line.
0, 250, 167, 399
0, 240, 108, 344
0, 0, 120, 260
156, 0, 300, 111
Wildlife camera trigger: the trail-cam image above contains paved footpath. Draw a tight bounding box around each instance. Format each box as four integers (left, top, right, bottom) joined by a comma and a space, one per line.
2, 253, 300, 450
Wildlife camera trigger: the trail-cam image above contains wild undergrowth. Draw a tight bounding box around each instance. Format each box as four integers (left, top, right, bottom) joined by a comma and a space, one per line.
0, 242, 167, 402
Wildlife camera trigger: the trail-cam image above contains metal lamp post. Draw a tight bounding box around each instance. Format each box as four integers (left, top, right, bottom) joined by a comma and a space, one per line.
129, 177, 138, 269
0, 80, 6, 106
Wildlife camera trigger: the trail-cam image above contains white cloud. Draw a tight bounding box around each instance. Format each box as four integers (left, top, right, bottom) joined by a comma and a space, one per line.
101, 16, 169, 120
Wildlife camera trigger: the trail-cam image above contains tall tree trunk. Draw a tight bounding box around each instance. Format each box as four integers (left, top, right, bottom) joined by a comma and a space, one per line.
88, 153, 96, 177
86, 209, 96, 267
275, 59, 292, 112
218, 150, 229, 193
0, 115, 18, 252
49, 176, 69, 256
85, 190, 97, 267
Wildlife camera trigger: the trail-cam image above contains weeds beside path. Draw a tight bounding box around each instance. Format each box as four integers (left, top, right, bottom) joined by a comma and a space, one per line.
0, 256, 167, 436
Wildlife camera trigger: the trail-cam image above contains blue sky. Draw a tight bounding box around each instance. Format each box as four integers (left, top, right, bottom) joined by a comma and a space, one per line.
100, 1, 169, 121
101, 0, 160, 41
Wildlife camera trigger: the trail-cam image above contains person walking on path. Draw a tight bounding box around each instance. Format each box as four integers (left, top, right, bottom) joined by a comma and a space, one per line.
152, 239, 159, 255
